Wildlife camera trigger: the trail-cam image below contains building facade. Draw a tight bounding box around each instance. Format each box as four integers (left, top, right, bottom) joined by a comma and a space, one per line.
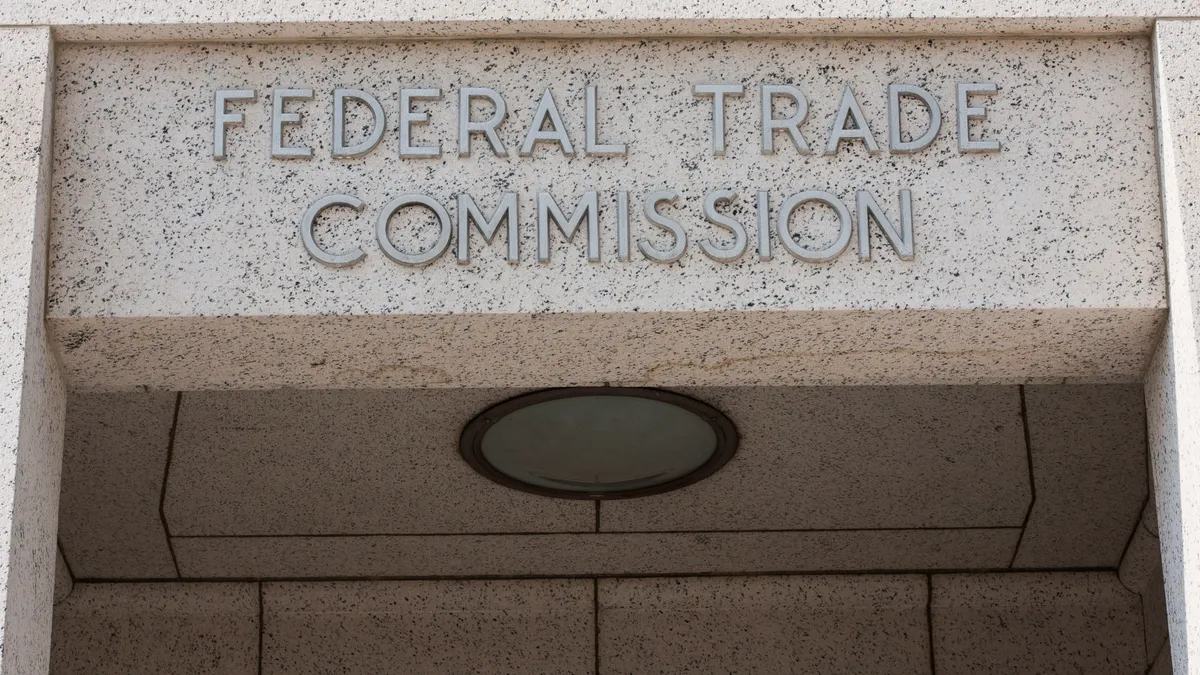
0, 2, 1198, 673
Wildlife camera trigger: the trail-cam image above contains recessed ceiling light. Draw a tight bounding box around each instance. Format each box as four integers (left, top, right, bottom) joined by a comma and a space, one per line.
460, 388, 738, 500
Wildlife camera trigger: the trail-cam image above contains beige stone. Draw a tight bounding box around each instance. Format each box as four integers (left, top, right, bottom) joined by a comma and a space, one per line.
1147, 562, 1173, 666
53, 549, 72, 606
931, 573, 1145, 674
602, 386, 1029, 530
1145, 20, 1200, 675
49, 37, 1162, 392
50, 583, 259, 675
58, 392, 178, 579
262, 580, 593, 674
172, 528, 1020, 578
598, 575, 930, 674
163, 388, 592, 535
0, 26, 68, 675
1014, 384, 1148, 568
1152, 642, 1176, 675
1119, 514, 1161, 593
1, 0, 1199, 41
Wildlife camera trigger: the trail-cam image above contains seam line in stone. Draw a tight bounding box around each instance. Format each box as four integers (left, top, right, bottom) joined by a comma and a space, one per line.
1118, 415, 1157, 584
1008, 385, 1037, 568
167, 525, 1024, 540
159, 391, 183, 578
593, 577, 600, 675
258, 581, 264, 675
926, 574, 937, 675
56, 538, 76, 582
70, 566, 1118, 585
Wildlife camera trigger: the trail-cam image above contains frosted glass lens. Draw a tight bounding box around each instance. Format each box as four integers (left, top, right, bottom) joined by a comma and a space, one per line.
480, 395, 718, 493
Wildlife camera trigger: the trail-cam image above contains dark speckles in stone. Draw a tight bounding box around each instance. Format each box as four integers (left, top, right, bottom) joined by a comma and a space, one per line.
43, 37, 1166, 390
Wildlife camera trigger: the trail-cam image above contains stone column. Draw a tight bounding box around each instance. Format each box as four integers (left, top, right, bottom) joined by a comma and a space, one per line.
1148, 18, 1200, 675
0, 27, 67, 675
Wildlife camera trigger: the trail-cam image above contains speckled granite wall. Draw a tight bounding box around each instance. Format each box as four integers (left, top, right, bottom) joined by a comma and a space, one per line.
47, 37, 1164, 391
47, 383, 1168, 673
47, 572, 1161, 674
0, 27, 69, 675
35, 29, 1180, 675
55, 384, 1150, 581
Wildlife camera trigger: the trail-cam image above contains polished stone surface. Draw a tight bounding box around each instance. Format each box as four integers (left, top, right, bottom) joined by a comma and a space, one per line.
58, 392, 177, 579
262, 580, 593, 674
49, 37, 1162, 391
602, 386, 1029, 531
598, 575, 929, 674
1013, 384, 1147, 568
50, 583, 259, 674
931, 573, 1144, 674
173, 528, 1020, 578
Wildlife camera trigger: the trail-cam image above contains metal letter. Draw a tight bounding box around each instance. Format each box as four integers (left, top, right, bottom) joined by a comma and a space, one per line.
699, 189, 747, 263
957, 82, 1001, 153
617, 190, 631, 262
399, 88, 442, 158
639, 190, 686, 264
857, 189, 915, 261
271, 88, 313, 159
826, 86, 880, 154
776, 190, 853, 263
332, 88, 386, 158
375, 194, 453, 267
299, 194, 367, 268
693, 83, 744, 156
585, 85, 627, 156
760, 84, 810, 155
537, 191, 599, 262
214, 89, 255, 160
757, 190, 771, 261
458, 87, 507, 157
887, 84, 941, 154
521, 89, 575, 157
457, 193, 519, 264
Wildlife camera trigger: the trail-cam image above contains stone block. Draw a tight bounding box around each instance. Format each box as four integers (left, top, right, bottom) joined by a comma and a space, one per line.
602, 386, 1030, 530
1014, 384, 1148, 568
931, 573, 1144, 674
48, 37, 1162, 391
58, 392, 178, 578
50, 583, 259, 675
262, 580, 593, 674
598, 575, 929, 674
163, 388, 592, 535
173, 528, 1020, 578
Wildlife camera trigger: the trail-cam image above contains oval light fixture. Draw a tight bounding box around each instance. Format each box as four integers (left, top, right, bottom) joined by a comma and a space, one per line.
460, 387, 738, 500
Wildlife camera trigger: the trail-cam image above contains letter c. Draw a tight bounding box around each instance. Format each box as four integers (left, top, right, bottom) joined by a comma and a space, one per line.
299, 194, 367, 268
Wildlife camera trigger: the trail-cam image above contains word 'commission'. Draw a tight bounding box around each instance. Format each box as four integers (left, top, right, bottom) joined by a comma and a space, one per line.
213, 83, 1001, 267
